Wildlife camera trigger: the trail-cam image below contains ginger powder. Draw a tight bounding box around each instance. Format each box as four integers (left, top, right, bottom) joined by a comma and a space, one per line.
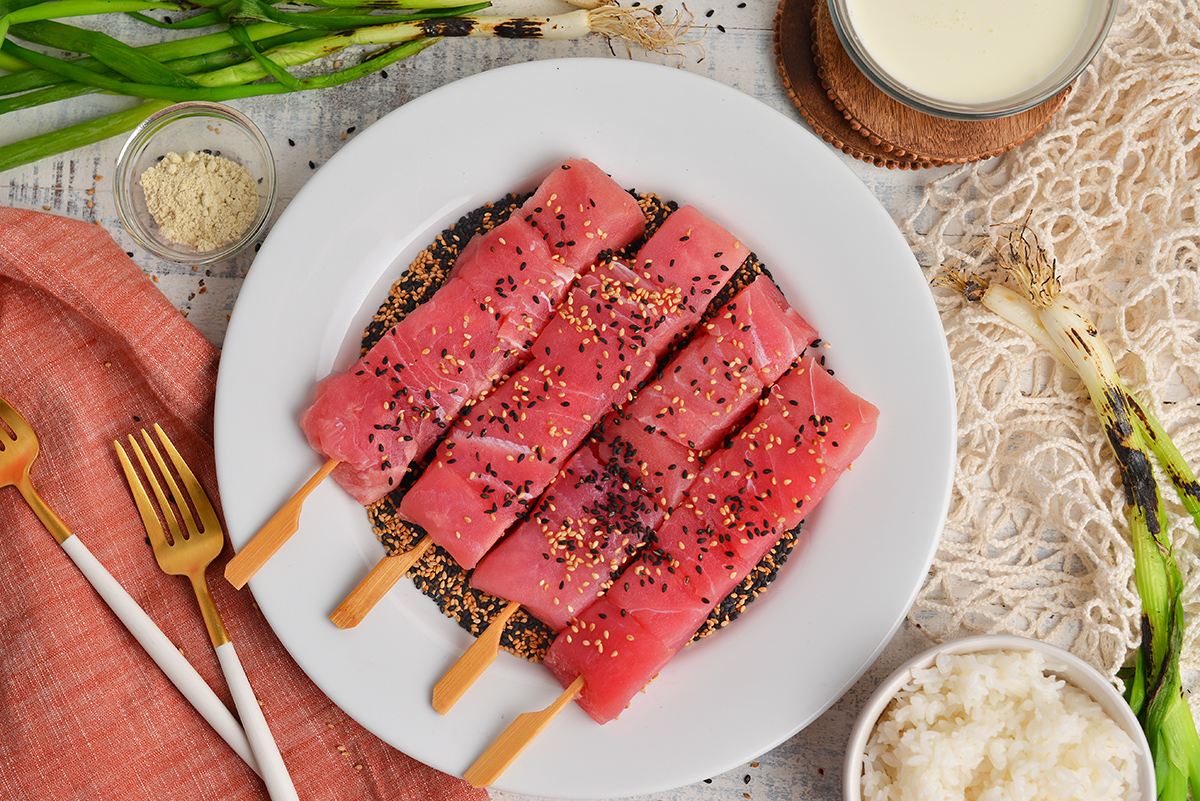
140, 150, 258, 252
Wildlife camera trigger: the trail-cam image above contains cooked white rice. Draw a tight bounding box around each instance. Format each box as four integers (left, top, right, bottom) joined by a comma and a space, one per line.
860, 649, 1141, 801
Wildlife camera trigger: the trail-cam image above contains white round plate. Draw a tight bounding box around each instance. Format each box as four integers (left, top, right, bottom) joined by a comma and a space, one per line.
214, 58, 955, 799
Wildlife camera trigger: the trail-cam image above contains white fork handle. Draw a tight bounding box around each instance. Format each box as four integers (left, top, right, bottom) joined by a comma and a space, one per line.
216, 640, 300, 801
58, 535, 261, 776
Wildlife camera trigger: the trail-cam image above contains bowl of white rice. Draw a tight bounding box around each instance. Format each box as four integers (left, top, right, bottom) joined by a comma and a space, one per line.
844, 635, 1154, 801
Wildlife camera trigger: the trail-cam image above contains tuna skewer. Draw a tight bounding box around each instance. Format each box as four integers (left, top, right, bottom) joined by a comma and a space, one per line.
432, 276, 817, 713
224, 159, 646, 589
224, 457, 339, 589
400, 206, 746, 567
330, 205, 748, 627
462, 356, 879, 787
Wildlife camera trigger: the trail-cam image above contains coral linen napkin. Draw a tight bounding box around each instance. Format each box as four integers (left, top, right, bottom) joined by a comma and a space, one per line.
0, 209, 488, 801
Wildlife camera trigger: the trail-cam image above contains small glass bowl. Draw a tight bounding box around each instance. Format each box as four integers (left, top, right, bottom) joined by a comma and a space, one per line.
114, 101, 276, 266
825, 0, 1118, 120
843, 635, 1155, 801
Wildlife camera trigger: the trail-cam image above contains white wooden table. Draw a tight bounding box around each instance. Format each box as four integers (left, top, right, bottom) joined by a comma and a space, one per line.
1, 3, 951, 798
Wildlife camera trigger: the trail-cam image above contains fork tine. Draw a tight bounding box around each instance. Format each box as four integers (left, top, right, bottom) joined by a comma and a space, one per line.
125, 433, 187, 546
114, 440, 172, 556
138, 428, 203, 540
0, 395, 18, 424
0, 396, 29, 441
152, 424, 218, 526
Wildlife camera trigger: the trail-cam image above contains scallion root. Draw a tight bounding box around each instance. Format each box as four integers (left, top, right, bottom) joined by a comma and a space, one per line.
583, 2, 698, 56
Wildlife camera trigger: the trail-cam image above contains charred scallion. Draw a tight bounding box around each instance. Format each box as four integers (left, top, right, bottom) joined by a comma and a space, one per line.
0, 0, 694, 172
937, 225, 1200, 801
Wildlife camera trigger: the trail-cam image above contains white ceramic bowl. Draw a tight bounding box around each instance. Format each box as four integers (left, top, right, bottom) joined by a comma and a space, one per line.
114, 101, 276, 265
844, 635, 1155, 801
825, 0, 1118, 120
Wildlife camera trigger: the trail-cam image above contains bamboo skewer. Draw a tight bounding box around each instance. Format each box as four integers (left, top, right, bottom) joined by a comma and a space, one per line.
432, 600, 521, 714
462, 675, 584, 788
225, 458, 339, 589
329, 535, 433, 628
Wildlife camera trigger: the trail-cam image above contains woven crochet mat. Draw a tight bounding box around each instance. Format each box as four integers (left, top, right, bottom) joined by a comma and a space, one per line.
902, 0, 1200, 708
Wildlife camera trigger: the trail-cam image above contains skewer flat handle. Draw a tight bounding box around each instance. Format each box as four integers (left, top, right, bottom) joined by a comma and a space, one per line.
432, 600, 520, 714
329, 535, 432, 629
225, 458, 338, 589
463, 675, 584, 789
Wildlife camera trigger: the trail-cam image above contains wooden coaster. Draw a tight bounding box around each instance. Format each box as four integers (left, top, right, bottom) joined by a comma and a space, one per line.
774, 0, 1071, 169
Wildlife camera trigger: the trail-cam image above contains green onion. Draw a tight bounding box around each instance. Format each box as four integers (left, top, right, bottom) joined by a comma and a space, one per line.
0, 100, 174, 171
0, 17, 329, 95
221, 0, 465, 31
938, 225, 1200, 801
0, 0, 692, 172
302, 0, 479, 7
3, 38, 298, 99
0, 34, 441, 171
0, 0, 182, 41
7, 18, 202, 86
0, 27, 318, 114
122, 8, 225, 29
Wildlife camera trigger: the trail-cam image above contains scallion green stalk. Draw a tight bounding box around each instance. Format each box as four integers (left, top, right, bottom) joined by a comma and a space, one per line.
0, 18, 308, 95
0, 0, 182, 41
938, 225, 1200, 801
0, 0, 692, 172
0, 35, 440, 172
0, 27, 320, 114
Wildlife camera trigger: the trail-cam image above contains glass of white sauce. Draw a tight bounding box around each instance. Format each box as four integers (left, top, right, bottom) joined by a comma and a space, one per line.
826, 0, 1118, 119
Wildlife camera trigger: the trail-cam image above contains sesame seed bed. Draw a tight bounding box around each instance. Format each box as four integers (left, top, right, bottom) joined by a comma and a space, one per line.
361, 190, 803, 661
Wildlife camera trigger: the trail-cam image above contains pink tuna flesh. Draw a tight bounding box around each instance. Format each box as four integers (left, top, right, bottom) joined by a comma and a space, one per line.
401, 206, 746, 568
520, 160, 647, 272
542, 597, 675, 725
469, 276, 816, 628
470, 447, 664, 630
548, 354, 878, 720
300, 158, 645, 505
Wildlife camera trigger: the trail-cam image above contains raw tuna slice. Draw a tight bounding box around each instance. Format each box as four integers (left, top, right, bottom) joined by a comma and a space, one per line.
449, 217, 577, 353
624, 204, 749, 358
541, 597, 675, 724
606, 354, 879, 655
400, 206, 748, 568
598, 420, 700, 509
622, 276, 816, 453
470, 276, 816, 630
398, 259, 677, 565
542, 356, 878, 725
517, 159, 649, 272
465, 447, 665, 627
599, 522, 720, 653
697, 353, 880, 528
727, 276, 819, 384
299, 159, 645, 505
299, 278, 503, 503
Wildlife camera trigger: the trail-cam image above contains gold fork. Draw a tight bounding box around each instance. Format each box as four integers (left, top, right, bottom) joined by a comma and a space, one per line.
0, 395, 256, 773
116, 426, 299, 801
